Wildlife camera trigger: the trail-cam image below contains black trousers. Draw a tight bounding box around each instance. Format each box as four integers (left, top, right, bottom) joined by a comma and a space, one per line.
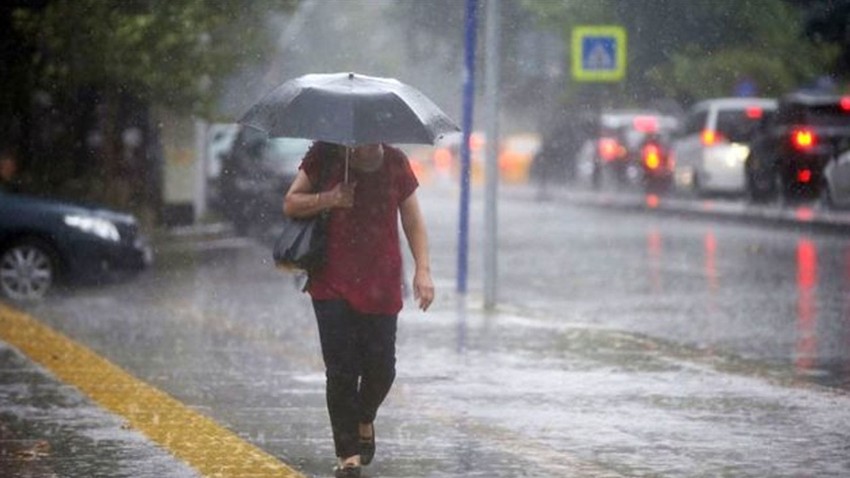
312, 299, 398, 458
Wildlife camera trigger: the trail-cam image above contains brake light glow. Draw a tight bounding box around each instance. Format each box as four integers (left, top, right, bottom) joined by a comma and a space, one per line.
745, 106, 763, 119
633, 116, 658, 133
791, 128, 816, 151
841, 96, 850, 112
646, 194, 660, 208
701, 129, 724, 146
598, 137, 625, 161
433, 147, 452, 172
643, 144, 661, 170
797, 169, 812, 183
470, 132, 485, 151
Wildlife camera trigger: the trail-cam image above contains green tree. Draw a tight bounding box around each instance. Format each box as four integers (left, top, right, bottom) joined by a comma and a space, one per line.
792, 0, 850, 80
12, 0, 296, 115
523, 0, 836, 106
2, 0, 296, 218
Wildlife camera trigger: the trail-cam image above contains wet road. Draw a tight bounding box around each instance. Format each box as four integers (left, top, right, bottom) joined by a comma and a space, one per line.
456, 185, 850, 390
2, 183, 849, 477
484, 185, 850, 389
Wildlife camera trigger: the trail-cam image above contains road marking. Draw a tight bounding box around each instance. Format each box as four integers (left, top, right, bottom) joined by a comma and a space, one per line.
0, 302, 305, 478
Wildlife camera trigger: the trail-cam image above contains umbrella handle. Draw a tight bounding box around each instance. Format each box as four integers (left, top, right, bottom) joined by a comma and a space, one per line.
344, 147, 350, 184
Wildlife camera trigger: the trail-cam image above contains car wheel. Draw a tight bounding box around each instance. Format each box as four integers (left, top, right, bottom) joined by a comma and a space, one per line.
0, 238, 58, 301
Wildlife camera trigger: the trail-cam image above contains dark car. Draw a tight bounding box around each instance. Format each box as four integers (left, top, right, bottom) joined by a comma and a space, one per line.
745, 93, 850, 201
217, 127, 312, 234
0, 188, 152, 301
638, 129, 677, 193
576, 110, 679, 189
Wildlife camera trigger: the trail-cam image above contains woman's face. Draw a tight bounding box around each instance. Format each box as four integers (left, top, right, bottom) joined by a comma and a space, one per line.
350, 144, 383, 170
0, 157, 16, 181
352, 144, 382, 160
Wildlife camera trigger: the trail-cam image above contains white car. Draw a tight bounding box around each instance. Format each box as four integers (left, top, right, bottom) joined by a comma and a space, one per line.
670, 98, 777, 195
824, 148, 850, 208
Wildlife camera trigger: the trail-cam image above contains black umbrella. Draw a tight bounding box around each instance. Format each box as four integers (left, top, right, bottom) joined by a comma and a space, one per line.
239, 72, 459, 147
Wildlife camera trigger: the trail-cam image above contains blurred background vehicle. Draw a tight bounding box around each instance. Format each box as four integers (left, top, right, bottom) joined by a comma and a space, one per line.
823, 146, 850, 208
432, 131, 541, 186
567, 109, 678, 189
498, 133, 541, 184
638, 129, 676, 193
670, 97, 778, 197
216, 127, 312, 234
0, 189, 152, 301
745, 93, 850, 202
531, 111, 593, 185
204, 123, 240, 210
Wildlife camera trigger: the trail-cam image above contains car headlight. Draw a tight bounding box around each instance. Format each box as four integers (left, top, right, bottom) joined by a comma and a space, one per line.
64, 215, 121, 241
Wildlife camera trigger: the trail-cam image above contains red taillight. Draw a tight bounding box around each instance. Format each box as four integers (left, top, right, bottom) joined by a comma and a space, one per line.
841, 96, 850, 112
745, 106, 763, 119
598, 137, 625, 161
633, 116, 658, 133
433, 147, 452, 172
701, 129, 725, 146
797, 169, 812, 183
643, 144, 661, 170
791, 128, 816, 151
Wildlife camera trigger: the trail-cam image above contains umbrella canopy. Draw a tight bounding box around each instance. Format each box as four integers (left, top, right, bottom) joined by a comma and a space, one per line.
239, 72, 459, 146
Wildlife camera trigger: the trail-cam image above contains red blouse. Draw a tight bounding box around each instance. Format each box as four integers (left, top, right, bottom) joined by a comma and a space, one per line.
300, 142, 419, 315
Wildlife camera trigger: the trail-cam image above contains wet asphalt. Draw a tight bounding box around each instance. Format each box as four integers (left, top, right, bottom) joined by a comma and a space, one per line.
1, 182, 850, 477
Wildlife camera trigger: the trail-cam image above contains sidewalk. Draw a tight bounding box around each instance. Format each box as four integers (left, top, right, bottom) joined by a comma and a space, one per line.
0, 338, 201, 478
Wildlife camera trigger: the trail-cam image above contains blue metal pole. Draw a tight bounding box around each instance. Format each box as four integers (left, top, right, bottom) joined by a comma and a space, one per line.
458, 0, 477, 295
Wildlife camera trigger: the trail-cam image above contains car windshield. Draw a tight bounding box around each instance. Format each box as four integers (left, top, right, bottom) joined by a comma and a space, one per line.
802, 104, 850, 127
716, 109, 771, 142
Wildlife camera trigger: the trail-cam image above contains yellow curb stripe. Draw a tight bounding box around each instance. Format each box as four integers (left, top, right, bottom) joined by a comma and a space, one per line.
0, 303, 304, 478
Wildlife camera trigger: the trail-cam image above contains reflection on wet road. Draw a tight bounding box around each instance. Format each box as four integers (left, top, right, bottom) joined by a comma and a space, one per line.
796, 238, 817, 373
461, 186, 850, 391
631, 226, 850, 388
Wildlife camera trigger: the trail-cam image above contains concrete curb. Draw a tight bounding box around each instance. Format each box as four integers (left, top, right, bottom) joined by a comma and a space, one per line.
527, 186, 850, 234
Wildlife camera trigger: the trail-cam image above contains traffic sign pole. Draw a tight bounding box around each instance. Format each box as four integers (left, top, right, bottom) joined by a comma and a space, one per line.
457, 0, 477, 295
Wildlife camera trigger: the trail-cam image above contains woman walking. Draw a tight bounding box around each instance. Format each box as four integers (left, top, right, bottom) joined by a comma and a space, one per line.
283, 141, 434, 478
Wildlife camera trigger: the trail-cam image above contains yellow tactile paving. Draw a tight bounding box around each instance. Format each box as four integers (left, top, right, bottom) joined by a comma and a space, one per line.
0, 302, 305, 478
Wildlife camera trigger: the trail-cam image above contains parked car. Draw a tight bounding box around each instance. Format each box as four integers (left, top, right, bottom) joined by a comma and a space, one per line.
670, 97, 778, 196
217, 127, 312, 234
0, 188, 152, 301
745, 93, 850, 202
577, 110, 679, 189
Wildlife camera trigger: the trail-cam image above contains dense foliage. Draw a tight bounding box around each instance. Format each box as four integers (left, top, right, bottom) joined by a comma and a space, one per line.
524, 0, 838, 105
1, 0, 295, 218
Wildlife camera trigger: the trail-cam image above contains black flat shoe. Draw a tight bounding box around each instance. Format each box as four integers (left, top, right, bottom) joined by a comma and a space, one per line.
334, 464, 361, 478
359, 423, 375, 466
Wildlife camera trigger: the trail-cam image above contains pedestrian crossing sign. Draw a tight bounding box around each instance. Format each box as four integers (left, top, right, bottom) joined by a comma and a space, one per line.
572, 26, 627, 82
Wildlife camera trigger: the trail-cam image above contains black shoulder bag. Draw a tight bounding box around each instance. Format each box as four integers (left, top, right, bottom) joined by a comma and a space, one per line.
272, 151, 333, 272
